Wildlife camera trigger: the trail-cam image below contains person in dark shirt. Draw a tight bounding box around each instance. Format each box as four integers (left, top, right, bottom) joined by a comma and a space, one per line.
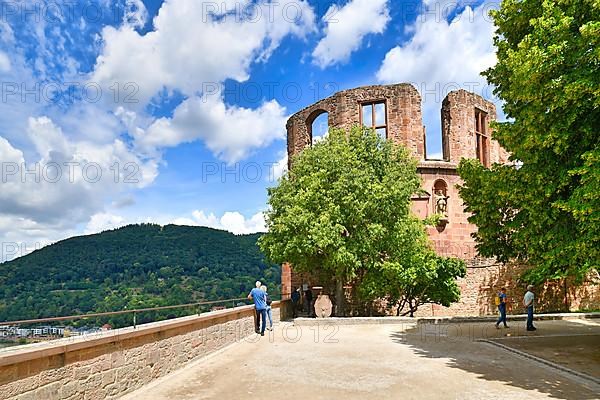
495, 287, 509, 329
291, 287, 300, 318
304, 288, 313, 317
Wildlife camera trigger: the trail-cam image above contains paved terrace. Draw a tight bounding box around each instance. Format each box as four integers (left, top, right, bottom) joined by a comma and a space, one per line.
122, 318, 600, 400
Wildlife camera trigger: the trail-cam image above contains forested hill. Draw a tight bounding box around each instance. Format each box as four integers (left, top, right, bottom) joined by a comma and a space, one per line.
0, 224, 280, 324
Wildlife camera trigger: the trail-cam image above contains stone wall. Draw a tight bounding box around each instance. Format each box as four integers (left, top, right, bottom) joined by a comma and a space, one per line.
281, 263, 292, 300
412, 265, 600, 317
287, 83, 424, 168
416, 162, 477, 259
441, 89, 509, 164
0, 305, 282, 400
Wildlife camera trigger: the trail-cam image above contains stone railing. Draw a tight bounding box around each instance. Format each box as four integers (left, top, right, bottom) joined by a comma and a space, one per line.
0, 302, 286, 400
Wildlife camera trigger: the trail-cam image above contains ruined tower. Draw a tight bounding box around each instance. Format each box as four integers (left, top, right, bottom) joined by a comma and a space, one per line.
282, 83, 596, 316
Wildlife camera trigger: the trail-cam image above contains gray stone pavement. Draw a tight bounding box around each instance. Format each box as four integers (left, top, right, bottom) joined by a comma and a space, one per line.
121, 319, 600, 400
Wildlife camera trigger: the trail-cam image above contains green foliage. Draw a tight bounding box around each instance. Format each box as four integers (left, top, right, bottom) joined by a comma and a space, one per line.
260, 127, 465, 316
359, 218, 466, 317
458, 0, 600, 284
0, 224, 280, 327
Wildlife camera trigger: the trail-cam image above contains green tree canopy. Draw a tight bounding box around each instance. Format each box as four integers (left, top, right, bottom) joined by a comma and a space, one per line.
458, 0, 599, 283
260, 127, 465, 316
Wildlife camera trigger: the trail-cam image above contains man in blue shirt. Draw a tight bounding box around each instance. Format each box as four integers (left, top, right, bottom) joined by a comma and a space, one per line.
495, 287, 509, 329
248, 280, 267, 336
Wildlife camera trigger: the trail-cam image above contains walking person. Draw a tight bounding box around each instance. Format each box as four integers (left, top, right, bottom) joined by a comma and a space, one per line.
261, 285, 273, 331
523, 285, 537, 331
248, 280, 267, 336
495, 287, 509, 329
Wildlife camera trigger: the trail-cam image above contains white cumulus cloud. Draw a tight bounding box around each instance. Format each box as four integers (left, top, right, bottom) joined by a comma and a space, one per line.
376, 5, 495, 87
313, 0, 390, 68
376, 3, 498, 156
138, 94, 288, 164
90, 0, 314, 164
0, 117, 157, 244
83, 209, 266, 238
92, 0, 316, 106
85, 213, 126, 234
271, 153, 288, 181
0, 51, 10, 72
0, 0, 315, 253
171, 210, 266, 235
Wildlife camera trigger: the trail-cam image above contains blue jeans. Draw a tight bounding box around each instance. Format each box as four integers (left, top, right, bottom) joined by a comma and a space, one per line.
255, 308, 267, 334
266, 307, 273, 328
526, 306, 534, 329
496, 304, 507, 326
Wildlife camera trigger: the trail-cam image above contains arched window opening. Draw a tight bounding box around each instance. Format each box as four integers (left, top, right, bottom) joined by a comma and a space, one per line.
311, 112, 329, 144
306, 109, 329, 145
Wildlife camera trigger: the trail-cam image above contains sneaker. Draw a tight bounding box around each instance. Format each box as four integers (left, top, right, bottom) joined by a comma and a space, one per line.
527, 327, 536, 331
261, 332, 265, 336
495, 325, 500, 329
504, 325, 510, 329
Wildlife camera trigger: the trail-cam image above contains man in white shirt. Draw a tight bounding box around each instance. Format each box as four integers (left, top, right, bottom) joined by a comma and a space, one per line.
523, 285, 536, 331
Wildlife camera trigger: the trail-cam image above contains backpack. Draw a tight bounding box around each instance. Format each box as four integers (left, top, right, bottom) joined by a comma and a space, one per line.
266, 294, 272, 306
494, 294, 501, 306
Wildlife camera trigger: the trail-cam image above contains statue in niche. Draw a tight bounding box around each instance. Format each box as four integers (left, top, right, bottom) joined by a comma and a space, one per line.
435, 189, 449, 217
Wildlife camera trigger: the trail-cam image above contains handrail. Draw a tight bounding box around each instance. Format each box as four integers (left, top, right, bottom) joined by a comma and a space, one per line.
0, 293, 291, 327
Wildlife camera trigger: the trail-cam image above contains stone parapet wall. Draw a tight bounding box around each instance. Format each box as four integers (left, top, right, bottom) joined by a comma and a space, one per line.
0, 304, 282, 400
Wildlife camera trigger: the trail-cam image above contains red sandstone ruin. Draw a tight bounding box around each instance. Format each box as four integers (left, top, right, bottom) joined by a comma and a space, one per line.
281, 83, 599, 316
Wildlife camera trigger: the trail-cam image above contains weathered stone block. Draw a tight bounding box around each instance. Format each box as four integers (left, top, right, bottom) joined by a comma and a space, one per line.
73, 364, 92, 381
60, 380, 79, 398
101, 370, 116, 388
34, 381, 62, 399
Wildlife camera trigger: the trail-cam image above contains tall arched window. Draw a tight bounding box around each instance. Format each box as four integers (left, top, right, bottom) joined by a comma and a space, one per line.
311, 113, 329, 144
306, 109, 329, 145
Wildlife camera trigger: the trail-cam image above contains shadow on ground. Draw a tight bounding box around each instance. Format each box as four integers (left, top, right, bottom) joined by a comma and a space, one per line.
389, 320, 600, 400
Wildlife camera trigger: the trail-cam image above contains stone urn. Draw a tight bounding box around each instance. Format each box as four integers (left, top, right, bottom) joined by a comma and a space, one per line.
314, 294, 333, 318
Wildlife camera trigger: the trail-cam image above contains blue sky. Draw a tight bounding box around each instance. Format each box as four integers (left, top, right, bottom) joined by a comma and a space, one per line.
0, 0, 499, 260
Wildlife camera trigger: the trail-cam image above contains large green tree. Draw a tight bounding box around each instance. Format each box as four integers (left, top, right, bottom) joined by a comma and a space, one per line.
259, 127, 465, 316
458, 0, 599, 283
